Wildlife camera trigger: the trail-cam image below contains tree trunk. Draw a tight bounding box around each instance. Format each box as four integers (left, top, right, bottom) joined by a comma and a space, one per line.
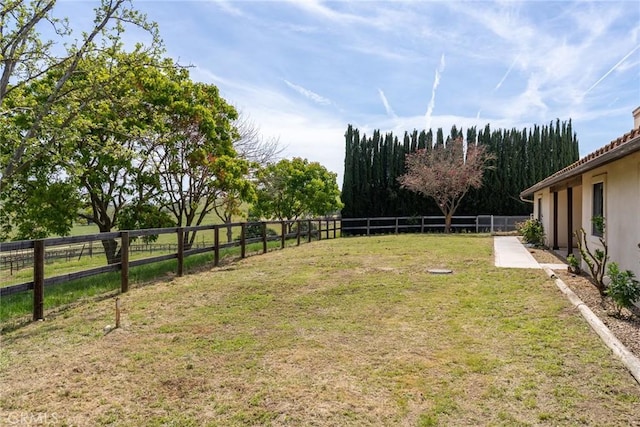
101, 238, 120, 265
226, 223, 233, 243
444, 213, 452, 234
184, 231, 193, 251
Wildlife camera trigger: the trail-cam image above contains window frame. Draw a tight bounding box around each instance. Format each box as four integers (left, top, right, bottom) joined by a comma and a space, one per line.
537, 197, 542, 222
591, 180, 604, 237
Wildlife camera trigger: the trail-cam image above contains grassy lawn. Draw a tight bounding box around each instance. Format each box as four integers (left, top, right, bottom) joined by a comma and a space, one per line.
0, 235, 638, 426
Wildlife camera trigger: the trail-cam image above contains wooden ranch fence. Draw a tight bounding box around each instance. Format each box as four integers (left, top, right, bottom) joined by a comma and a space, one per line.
0, 218, 340, 320
1, 242, 214, 275
340, 215, 530, 235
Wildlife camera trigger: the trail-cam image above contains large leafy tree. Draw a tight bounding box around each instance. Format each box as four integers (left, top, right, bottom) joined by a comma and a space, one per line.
252, 158, 342, 229
398, 137, 494, 233
0, 0, 159, 190
150, 89, 255, 246
2, 43, 240, 262
207, 156, 257, 243
1, 47, 162, 244
58, 49, 178, 262
71, 51, 245, 261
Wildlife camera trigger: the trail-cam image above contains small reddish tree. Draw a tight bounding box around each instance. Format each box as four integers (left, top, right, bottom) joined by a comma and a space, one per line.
398, 137, 494, 233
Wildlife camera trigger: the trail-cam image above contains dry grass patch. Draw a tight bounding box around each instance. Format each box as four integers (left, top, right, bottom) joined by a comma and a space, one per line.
1, 235, 639, 426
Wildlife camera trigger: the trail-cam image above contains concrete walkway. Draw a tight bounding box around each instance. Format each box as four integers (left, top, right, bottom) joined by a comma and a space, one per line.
493, 236, 541, 268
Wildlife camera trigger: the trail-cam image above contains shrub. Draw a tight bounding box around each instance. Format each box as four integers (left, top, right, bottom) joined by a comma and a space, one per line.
243, 222, 278, 240
517, 218, 545, 246
290, 220, 318, 233
575, 216, 609, 295
567, 254, 580, 274
606, 262, 640, 316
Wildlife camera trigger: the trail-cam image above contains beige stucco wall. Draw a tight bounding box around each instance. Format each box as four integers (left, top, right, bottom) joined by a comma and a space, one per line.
534, 187, 580, 249
580, 151, 640, 280
534, 189, 552, 246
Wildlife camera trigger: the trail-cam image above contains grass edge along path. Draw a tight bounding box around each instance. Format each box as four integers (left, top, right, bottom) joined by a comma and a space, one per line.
1, 234, 639, 426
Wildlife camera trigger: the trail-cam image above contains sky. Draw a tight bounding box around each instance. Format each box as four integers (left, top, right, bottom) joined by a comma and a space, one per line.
58, 0, 640, 186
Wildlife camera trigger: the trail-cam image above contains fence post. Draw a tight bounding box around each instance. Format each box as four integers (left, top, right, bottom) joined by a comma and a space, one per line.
214, 226, 220, 267
395, 218, 399, 234
326, 219, 329, 239
367, 218, 370, 236
475, 216, 479, 233
307, 219, 312, 243
121, 232, 130, 293
177, 227, 184, 277
240, 223, 247, 259
262, 222, 268, 254
296, 220, 301, 246
281, 221, 286, 249
490, 215, 494, 234
333, 218, 337, 238
317, 220, 322, 240
33, 240, 45, 321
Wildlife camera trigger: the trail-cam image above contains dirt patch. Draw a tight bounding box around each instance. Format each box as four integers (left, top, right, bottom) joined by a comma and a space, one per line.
528, 247, 640, 359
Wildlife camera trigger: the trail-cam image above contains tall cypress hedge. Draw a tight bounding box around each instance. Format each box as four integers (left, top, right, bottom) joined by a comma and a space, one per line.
341, 120, 579, 217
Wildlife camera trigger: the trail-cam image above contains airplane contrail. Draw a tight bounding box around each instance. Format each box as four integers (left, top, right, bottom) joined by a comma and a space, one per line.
583, 44, 640, 97
378, 89, 397, 118
495, 55, 519, 91
425, 53, 446, 131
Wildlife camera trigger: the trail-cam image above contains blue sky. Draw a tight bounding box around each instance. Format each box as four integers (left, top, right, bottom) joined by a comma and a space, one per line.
60, 0, 640, 185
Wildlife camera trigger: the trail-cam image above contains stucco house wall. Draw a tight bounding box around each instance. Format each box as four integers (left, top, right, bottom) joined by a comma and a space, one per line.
584, 152, 640, 279
522, 108, 640, 282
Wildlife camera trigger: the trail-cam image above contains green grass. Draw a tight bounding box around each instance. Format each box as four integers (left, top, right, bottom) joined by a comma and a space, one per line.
1, 245, 182, 288
2, 220, 325, 288
0, 240, 286, 324
1, 235, 638, 426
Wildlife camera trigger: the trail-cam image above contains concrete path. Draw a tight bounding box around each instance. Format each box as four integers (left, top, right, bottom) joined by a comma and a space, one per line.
493, 236, 541, 268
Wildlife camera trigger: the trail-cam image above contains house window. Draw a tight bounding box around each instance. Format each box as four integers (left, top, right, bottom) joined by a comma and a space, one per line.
592, 182, 604, 236
537, 198, 542, 221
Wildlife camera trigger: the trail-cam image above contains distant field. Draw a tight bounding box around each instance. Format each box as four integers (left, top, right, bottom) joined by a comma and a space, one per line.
68, 209, 240, 244
0, 235, 638, 426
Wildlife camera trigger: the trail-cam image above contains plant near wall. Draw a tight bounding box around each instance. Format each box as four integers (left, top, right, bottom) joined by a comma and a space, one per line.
566, 254, 580, 274
605, 262, 640, 316
516, 218, 545, 246
575, 216, 608, 295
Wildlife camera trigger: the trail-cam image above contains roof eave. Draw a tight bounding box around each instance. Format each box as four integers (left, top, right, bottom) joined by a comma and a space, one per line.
520, 135, 640, 199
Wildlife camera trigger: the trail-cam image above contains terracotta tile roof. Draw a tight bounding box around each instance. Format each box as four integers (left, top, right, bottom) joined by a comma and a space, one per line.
520, 126, 640, 197
549, 127, 640, 179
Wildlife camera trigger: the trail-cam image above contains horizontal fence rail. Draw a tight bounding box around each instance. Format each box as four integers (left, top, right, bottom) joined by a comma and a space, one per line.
340, 215, 530, 235
1, 219, 340, 320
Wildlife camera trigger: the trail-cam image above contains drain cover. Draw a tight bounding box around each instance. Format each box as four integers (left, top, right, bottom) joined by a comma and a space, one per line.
428, 269, 453, 274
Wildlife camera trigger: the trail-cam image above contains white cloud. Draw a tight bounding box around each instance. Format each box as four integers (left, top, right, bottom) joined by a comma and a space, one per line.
212, 0, 245, 17
122, 0, 640, 184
